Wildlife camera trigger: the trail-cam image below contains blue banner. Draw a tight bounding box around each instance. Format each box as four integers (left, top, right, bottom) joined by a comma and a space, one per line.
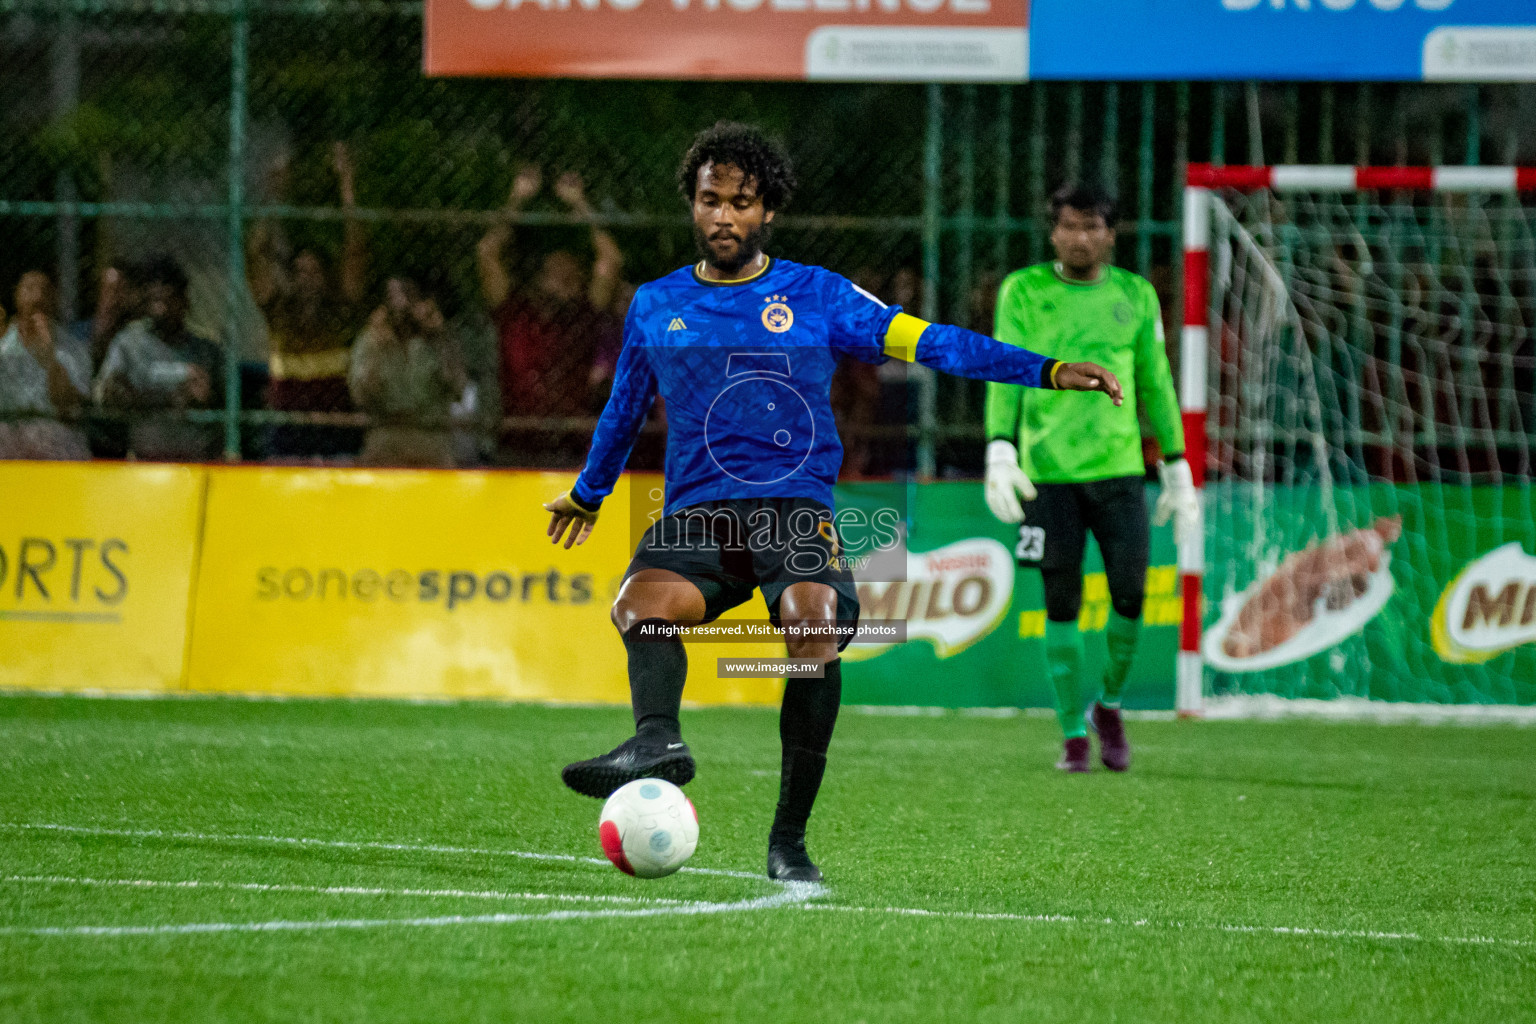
1029, 0, 1536, 81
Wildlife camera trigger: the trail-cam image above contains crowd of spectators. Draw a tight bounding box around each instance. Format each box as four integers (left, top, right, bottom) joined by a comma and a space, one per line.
0, 270, 93, 460
0, 155, 910, 475
0, 151, 646, 470
0, 258, 227, 462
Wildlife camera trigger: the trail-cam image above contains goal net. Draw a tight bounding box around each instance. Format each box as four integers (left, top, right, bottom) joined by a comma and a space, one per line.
1185, 166, 1536, 711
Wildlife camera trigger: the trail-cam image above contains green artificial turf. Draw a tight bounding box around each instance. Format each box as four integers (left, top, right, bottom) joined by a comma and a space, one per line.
0, 694, 1532, 1023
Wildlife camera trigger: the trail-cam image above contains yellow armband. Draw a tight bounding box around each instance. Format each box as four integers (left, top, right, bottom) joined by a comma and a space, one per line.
881, 312, 930, 363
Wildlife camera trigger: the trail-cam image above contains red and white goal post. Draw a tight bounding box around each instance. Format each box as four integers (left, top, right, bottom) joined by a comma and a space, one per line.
1177, 164, 1536, 718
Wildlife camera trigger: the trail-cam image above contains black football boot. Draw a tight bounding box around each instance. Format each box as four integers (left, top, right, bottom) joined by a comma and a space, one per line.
561, 736, 695, 799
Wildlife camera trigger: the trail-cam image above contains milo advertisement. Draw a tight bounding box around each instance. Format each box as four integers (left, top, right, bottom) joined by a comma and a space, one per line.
833, 480, 1536, 711
1202, 483, 1536, 706
833, 481, 1181, 710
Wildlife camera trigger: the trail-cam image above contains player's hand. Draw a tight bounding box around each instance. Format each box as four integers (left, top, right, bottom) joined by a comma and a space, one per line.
412, 297, 445, 335
509, 165, 542, 207
544, 490, 599, 549
17, 312, 55, 362
553, 171, 590, 212
367, 306, 399, 345
181, 365, 213, 406
1054, 361, 1123, 405
1153, 458, 1202, 548
984, 439, 1035, 524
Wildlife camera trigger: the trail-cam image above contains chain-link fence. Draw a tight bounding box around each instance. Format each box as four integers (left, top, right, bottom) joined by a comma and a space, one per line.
3, 1, 1534, 475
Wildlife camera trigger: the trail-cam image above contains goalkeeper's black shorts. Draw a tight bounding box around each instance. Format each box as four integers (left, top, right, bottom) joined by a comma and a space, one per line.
624, 497, 861, 652
1013, 474, 1149, 576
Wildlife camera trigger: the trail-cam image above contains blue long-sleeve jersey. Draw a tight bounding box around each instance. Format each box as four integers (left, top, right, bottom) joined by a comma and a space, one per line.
571, 257, 1061, 516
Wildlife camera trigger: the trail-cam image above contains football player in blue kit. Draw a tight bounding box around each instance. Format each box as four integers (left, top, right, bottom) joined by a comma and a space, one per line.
545, 122, 1122, 882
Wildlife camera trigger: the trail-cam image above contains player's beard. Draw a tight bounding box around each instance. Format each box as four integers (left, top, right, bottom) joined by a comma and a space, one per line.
694, 221, 769, 276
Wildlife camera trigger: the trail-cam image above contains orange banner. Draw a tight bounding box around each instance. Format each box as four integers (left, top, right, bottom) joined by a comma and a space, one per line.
425, 0, 1028, 81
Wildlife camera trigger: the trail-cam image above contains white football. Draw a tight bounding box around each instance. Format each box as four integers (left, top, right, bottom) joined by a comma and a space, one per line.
598, 778, 699, 879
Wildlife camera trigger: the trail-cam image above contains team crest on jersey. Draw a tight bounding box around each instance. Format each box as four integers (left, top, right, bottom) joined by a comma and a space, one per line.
761, 295, 794, 334
1113, 301, 1133, 324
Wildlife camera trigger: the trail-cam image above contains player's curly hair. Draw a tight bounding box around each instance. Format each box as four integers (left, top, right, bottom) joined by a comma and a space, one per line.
677, 122, 797, 213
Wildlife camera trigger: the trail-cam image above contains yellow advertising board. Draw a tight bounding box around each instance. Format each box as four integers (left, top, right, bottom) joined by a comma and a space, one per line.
186, 467, 784, 705
0, 460, 203, 693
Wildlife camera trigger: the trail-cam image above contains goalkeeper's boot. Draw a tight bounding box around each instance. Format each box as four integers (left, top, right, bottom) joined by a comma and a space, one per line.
561, 735, 695, 799
767, 832, 822, 884
1055, 736, 1091, 773
1090, 703, 1131, 772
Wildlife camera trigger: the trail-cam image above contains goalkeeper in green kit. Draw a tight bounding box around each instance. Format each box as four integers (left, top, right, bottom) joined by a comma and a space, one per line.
984, 185, 1199, 773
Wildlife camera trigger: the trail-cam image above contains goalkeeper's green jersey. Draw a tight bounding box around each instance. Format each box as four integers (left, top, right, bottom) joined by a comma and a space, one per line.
985, 262, 1183, 483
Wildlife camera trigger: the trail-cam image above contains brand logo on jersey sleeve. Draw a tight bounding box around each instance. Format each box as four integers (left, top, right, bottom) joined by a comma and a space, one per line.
667, 318, 687, 331
761, 295, 794, 334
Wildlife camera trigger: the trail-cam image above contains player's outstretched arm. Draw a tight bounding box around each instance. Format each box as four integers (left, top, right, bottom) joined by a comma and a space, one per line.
822, 270, 1119, 406
882, 312, 1122, 405
544, 490, 599, 549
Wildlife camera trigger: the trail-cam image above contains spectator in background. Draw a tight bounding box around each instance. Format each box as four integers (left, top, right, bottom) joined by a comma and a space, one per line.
71, 263, 141, 457
347, 276, 467, 469
477, 167, 624, 467
446, 304, 503, 469
71, 263, 139, 372
247, 142, 367, 461
94, 256, 225, 463
0, 270, 92, 460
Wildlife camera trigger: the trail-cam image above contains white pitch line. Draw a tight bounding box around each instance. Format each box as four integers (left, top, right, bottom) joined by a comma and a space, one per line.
803, 904, 1533, 951
0, 822, 761, 881
6, 823, 1528, 952
2, 875, 688, 907
0, 884, 822, 938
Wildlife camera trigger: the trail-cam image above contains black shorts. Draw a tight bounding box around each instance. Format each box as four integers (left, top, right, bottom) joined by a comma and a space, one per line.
624, 497, 862, 652
1014, 475, 1149, 575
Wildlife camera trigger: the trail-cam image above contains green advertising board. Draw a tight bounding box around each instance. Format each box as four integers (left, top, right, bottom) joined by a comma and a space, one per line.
1202, 482, 1536, 707
834, 481, 1535, 710
833, 481, 1180, 711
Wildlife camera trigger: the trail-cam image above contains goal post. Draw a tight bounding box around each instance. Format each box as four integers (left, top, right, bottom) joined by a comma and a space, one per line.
1180, 164, 1536, 716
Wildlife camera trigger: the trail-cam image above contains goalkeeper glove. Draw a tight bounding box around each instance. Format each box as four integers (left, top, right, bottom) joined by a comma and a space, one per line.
1153, 458, 1201, 548
984, 439, 1036, 524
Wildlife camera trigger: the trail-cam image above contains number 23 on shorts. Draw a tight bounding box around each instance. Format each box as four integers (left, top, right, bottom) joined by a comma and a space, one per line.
1015, 524, 1046, 565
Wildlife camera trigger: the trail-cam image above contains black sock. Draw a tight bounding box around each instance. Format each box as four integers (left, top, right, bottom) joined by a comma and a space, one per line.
623, 619, 687, 744
770, 659, 842, 843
